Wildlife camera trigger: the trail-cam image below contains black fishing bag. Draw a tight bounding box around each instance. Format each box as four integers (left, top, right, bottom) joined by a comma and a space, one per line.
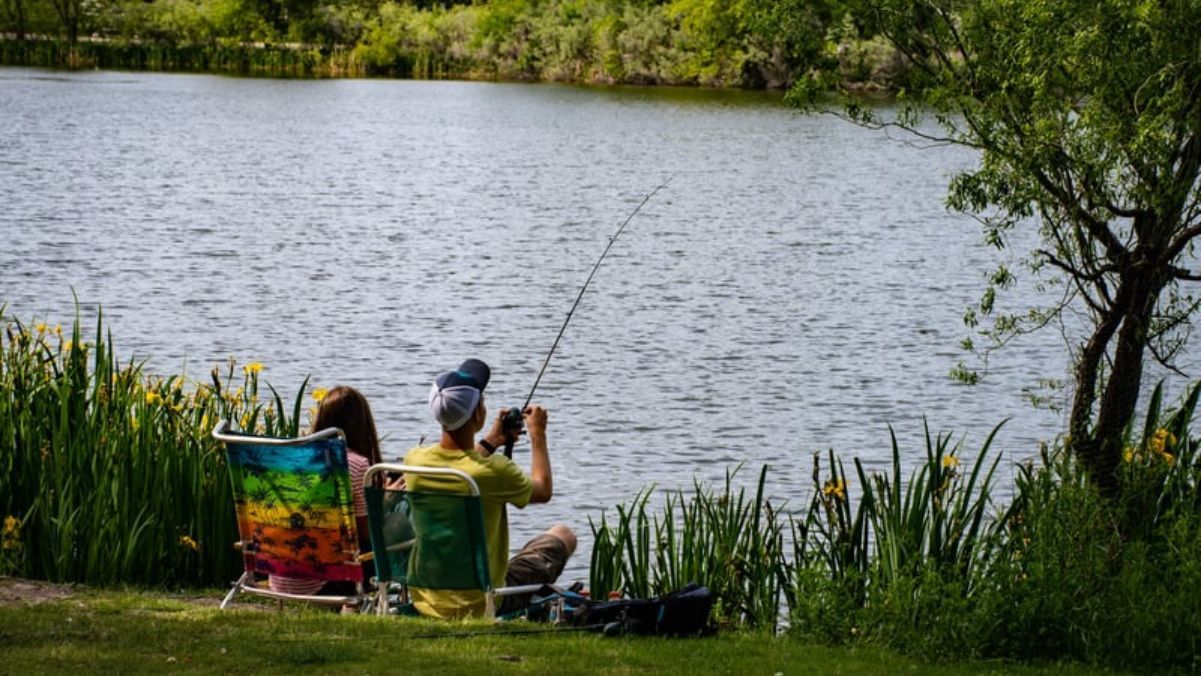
548, 583, 715, 637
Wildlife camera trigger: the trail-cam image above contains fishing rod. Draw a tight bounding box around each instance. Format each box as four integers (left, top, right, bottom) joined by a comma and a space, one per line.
500, 177, 673, 458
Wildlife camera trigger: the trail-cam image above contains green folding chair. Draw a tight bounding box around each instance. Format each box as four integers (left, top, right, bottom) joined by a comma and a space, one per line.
213, 420, 371, 610
362, 463, 546, 618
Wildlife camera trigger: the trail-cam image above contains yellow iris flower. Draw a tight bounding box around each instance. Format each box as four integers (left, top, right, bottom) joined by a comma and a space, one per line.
1149, 428, 1177, 453
822, 479, 847, 501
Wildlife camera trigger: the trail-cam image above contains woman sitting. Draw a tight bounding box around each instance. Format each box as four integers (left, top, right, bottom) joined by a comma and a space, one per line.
269, 385, 381, 598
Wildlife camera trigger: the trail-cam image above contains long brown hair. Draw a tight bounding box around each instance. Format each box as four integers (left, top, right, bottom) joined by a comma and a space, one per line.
312, 386, 382, 465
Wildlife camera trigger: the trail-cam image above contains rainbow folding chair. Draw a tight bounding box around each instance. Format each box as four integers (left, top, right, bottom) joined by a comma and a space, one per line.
213, 420, 369, 610
362, 463, 546, 618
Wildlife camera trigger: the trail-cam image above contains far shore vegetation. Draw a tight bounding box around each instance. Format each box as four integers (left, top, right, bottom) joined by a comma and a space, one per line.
0, 0, 904, 87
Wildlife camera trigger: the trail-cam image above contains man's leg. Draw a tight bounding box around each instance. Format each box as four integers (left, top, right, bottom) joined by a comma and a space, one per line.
497, 524, 577, 615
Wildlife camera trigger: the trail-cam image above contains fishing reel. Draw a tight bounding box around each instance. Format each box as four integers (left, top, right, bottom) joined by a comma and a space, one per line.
501, 406, 525, 458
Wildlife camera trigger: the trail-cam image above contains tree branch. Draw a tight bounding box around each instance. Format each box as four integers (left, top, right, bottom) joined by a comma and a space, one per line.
1035, 245, 1107, 315
932, 2, 973, 79
818, 110, 981, 149
1164, 219, 1201, 263
1171, 266, 1201, 281
1149, 340, 1190, 377
1029, 165, 1129, 262
874, 6, 942, 83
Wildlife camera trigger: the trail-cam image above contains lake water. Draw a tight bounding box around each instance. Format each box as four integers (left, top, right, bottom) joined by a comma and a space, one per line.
2, 67, 1190, 580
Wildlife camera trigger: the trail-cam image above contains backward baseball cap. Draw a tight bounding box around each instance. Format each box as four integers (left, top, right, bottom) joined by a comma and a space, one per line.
428, 359, 491, 431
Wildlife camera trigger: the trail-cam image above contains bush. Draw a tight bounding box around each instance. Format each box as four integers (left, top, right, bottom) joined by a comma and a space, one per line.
785, 385, 1201, 669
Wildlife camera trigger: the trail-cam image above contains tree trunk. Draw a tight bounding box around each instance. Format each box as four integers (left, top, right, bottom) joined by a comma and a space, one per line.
1069, 262, 1165, 496
52, 0, 77, 44
1068, 294, 1124, 484
8, 0, 27, 41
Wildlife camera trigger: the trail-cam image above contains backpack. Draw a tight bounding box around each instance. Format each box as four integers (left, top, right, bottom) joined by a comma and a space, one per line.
529, 583, 716, 637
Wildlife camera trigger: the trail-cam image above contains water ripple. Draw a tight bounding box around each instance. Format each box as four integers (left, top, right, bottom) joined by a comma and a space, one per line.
4, 67, 1193, 581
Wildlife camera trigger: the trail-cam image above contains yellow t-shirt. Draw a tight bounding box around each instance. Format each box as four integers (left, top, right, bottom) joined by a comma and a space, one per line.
402, 444, 533, 619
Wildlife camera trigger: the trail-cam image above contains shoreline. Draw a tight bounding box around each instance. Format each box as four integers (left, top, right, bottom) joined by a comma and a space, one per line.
0, 36, 898, 92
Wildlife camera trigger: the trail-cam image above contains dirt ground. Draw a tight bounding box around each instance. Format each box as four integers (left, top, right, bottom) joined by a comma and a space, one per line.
0, 577, 77, 605
0, 577, 227, 608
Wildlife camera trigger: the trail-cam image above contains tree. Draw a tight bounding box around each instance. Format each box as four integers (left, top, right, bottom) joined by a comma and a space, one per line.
740, 0, 841, 88
798, 0, 1201, 494
50, 0, 83, 42
1, 0, 29, 41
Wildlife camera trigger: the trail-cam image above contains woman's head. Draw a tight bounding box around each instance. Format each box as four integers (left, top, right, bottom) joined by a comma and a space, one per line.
312, 386, 381, 465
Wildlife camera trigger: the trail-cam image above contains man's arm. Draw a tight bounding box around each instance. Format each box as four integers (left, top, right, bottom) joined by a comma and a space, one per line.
478, 405, 553, 503
524, 405, 552, 503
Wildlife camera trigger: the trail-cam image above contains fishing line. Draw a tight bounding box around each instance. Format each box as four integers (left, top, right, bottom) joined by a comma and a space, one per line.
502, 177, 673, 457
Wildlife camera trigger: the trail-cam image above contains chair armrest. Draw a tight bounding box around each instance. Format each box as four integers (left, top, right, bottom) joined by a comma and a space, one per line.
492, 583, 556, 598
387, 541, 415, 554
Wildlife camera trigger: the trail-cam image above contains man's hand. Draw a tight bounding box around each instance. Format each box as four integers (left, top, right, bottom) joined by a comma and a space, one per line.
384, 473, 407, 492
523, 405, 548, 442
524, 404, 552, 503
479, 409, 522, 456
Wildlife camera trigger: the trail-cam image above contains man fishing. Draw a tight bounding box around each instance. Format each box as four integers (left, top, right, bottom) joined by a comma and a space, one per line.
403, 358, 577, 619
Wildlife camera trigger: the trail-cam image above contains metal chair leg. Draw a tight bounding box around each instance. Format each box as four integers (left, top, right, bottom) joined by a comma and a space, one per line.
219, 572, 251, 610
377, 585, 389, 617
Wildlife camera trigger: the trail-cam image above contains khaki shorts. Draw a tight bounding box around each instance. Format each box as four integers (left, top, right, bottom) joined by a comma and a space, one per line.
497, 533, 570, 614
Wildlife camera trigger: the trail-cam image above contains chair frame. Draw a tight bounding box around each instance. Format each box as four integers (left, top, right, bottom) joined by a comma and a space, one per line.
213, 420, 370, 610
364, 462, 545, 618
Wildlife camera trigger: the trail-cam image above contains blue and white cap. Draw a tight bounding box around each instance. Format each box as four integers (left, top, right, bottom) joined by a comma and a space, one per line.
428, 359, 491, 431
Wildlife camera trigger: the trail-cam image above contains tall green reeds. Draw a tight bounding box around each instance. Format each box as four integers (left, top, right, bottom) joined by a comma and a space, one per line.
865, 423, 1004, 588
589, 425, 1008, 635
0, 38, 361, 77
785, 388, 1201, 668
785, 423, 1006, 648
0, 307, 304, 586
589, 465, 788, 629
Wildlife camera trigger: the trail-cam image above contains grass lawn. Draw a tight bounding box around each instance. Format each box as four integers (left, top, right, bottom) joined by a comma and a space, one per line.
0, 579, 1122, 675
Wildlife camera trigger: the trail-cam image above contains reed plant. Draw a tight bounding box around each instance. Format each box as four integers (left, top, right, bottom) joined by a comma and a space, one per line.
585, 508, 621, 602
0, 38, 361, 77
784, 392, 1201, 668
589, 465, 788, 629
865, 423, 1004, 588
1115, 380, 1201, 542
967, 408, 1201, 667
789, 449, 871, 600
0, 306, 305, 587
785, 424, 1005, 649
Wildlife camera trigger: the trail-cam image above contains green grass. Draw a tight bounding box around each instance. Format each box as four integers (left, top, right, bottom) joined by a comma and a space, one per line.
0, 585, 1116, 675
